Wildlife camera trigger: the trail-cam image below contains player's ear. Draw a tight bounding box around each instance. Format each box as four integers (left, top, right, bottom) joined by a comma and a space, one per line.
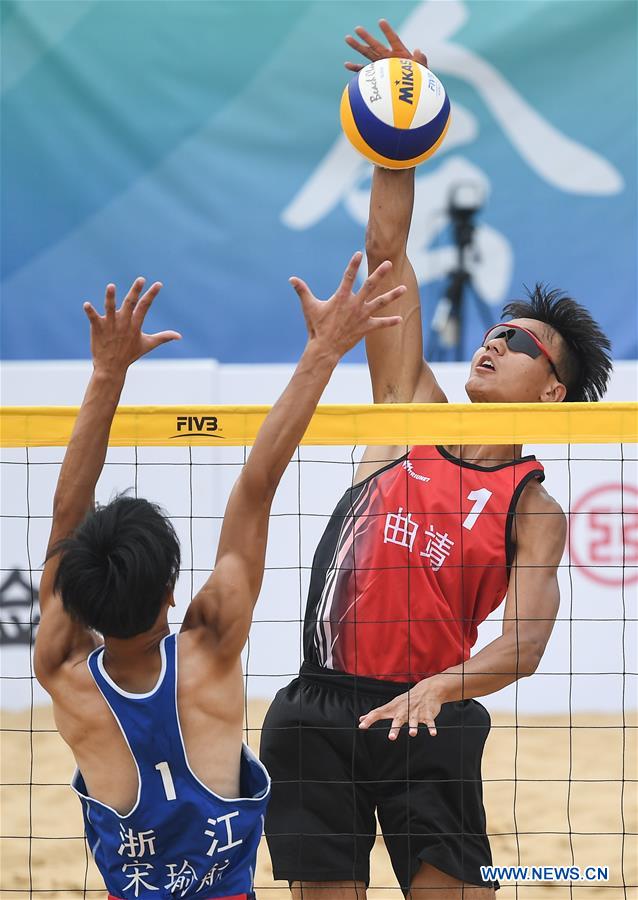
540, 380, 567, 403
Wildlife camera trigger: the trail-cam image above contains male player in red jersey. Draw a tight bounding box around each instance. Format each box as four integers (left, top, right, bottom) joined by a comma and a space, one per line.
260, 19, 613, 900
33, 259, 404, 900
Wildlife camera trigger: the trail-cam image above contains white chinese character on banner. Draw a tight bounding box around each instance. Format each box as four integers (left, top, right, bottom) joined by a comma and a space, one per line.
197, 859, 231, 891
204, 810, 243, 856
384, 507, 419, 551
420, 526, 455, 572
121, 862, 158, 896
164, 859, 197, 896
118, 826, 157, 859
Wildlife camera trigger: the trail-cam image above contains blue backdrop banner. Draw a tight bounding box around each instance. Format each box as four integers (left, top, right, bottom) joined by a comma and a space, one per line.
1, 0, 635, 362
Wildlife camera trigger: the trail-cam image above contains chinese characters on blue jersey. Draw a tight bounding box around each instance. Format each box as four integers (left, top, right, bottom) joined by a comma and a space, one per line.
115, 813, 243, 897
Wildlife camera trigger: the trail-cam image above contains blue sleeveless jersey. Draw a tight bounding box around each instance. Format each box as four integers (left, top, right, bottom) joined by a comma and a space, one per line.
71, 633, 270, 899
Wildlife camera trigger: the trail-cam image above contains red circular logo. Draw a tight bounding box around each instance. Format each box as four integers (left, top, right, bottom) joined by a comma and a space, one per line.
569, 483, 638, 586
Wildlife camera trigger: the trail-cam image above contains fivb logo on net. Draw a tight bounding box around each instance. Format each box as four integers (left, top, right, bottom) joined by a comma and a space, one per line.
282, 0, 623, 308
172, 415, 223, 439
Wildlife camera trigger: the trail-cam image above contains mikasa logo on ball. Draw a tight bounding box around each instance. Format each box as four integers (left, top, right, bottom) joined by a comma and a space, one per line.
397, 60, 414, 105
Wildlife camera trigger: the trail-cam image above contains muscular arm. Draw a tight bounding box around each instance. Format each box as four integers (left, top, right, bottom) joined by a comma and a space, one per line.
354, 169, 447, 483
432, 497, 566, 703
183, 254, 405, 661
34, 370, 124, 679
430, 485, 566, 703
365, 167, 446, 405
182, 343, 341, 655
34, 280, 180, 682
346, 22, 448, 483
359, 483, 566, 737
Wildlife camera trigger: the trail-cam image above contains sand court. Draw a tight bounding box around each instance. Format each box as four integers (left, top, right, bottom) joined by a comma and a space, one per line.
1, 700, 635, 900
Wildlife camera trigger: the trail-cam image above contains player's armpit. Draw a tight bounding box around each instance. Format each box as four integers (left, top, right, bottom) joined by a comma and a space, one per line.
183, 557, 255, 664
411, 362, 448, 403
502, 484, 567, 671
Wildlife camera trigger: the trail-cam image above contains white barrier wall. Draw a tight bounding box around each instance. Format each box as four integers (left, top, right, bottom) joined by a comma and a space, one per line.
1, 360, 636, 712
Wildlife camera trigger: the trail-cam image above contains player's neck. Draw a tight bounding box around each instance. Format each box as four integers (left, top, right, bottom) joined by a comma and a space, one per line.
445, 443, 524, 466
102, 621, 171, 694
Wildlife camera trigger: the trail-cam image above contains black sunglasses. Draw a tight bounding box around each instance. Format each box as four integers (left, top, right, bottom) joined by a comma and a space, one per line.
483, 324, 562, 383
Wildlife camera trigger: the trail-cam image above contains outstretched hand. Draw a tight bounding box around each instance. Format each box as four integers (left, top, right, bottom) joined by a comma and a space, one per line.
290, 251, 404, 360
344, 18, 428, 72
83, 277, 181, 376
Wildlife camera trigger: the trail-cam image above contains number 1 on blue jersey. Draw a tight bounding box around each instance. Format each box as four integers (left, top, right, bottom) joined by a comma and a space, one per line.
155, 761, 177, 801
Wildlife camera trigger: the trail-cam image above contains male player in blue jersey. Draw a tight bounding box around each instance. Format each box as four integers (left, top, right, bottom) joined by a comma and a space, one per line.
33, 261, 405, 900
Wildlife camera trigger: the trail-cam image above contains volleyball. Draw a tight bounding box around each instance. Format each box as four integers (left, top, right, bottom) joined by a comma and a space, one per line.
340, 58, 451, 169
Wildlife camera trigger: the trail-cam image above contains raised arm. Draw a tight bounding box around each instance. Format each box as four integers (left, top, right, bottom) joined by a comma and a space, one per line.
34, 279, 181, 681
358, 483, 566, 738
345, 20, 447, 406
182, 253, 405, 660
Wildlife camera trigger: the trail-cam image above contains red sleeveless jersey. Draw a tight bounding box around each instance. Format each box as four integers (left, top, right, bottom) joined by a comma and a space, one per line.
303, 445, 544, 682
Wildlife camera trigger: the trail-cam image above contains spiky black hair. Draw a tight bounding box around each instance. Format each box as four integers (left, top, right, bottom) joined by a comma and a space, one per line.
502, 284, 612, 402
50, 495, 180, 638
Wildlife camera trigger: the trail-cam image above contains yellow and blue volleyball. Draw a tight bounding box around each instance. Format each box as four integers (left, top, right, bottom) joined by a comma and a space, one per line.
340, 58, 451, 169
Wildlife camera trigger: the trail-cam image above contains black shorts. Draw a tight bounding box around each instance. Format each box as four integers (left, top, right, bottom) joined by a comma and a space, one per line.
260, 662, 499, 892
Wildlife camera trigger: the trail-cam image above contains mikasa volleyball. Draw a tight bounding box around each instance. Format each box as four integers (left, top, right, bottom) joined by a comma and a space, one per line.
340, 57, 450, 169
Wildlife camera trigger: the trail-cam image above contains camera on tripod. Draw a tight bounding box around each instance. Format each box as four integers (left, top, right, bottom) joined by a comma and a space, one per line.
429, 182, 490, 359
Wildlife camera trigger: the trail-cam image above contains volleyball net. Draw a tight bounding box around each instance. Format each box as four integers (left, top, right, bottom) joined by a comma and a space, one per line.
1, 402, 636, 898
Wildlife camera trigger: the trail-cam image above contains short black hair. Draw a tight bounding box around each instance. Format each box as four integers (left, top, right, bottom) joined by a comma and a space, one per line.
502, 284, 612, 402
51, 495, 180, 639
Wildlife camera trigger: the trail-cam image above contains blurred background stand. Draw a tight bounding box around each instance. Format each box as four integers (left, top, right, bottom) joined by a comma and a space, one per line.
428, 181, 493, 361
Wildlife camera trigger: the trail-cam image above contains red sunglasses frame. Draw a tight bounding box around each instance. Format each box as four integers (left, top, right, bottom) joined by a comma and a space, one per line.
482, 323, 562, 383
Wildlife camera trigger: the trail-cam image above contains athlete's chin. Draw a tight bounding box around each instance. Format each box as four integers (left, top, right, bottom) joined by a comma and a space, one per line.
465, 377, 502, 403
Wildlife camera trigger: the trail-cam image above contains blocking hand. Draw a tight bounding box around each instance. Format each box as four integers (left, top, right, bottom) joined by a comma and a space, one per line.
290, 251, 404, 360
83, 277, 181, 376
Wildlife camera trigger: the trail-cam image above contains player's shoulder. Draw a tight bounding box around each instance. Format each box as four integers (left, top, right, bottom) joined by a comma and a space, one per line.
36, 650, 105, 739
34, 635, 99, 690
518, 476, 563, 512
516, 478, 566, 539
